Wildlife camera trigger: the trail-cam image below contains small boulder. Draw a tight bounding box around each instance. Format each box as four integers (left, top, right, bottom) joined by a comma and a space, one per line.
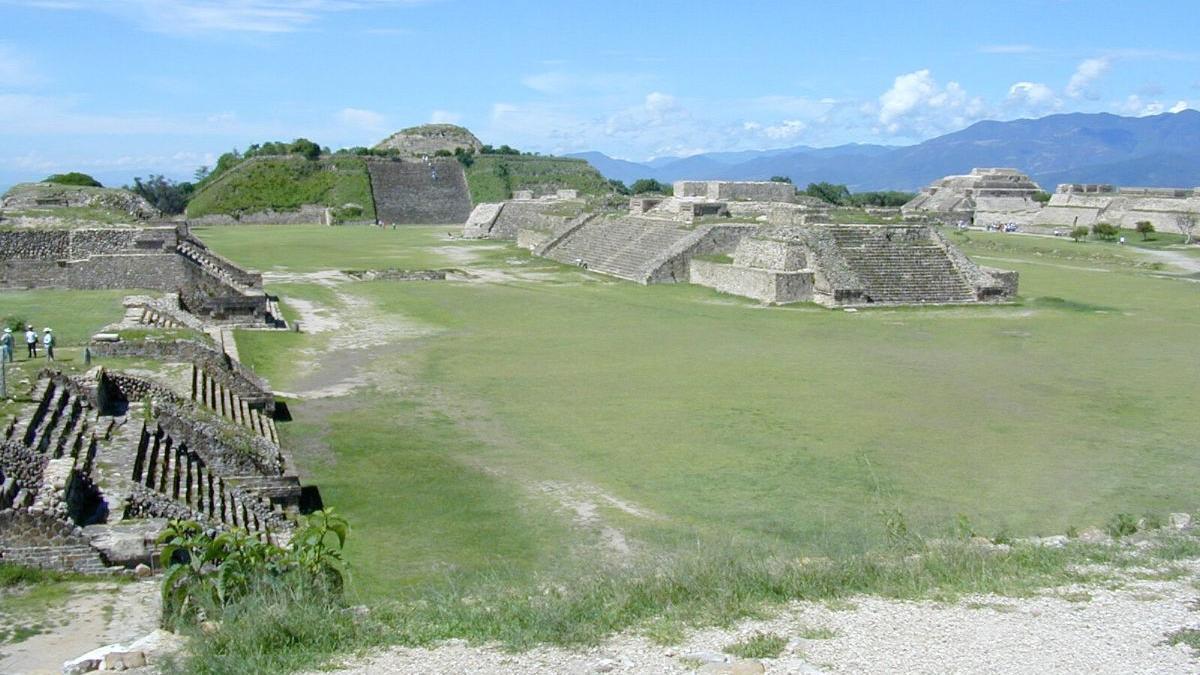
698, 660, 766, 675
1038, 535, 1069, 548
1168, 513, 1193, 531
1076, 527, 1110, 544
103, 651, 146, 671
133, 563, 153, 578
682, 650, 728, 664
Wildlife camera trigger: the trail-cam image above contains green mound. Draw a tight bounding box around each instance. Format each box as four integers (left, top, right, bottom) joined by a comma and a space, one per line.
43, 172, 102, 187
374, 124, 482, 156
0, 182, 158, 227
465, 155, 611, 203
186, 155, 375, 220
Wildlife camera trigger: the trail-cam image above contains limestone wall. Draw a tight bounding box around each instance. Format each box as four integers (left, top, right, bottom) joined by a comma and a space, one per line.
673, 181, 795, 203
367, 158, 472, 225
486, 200, 584, 239
187, 204, 328, 226
1033, 190, 1200, 229
645, 224, 759, 284
732, 238, 807, 271
88, 339, 273, 410
689, 260, 814, 304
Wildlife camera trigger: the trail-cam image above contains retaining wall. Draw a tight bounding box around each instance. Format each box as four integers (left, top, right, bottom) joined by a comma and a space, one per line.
689, 260, 814, 304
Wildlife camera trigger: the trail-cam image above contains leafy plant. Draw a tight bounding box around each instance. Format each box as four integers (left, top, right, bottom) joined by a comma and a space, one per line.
1105, 513, 1139, 538
1070, 226, 1090, 242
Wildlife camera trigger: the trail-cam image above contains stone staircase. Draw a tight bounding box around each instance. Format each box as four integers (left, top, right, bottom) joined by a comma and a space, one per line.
367, 158, 472, 225
130, 423, 292, 543
541, 217, 700, 282
827, 226, 976, 304
16, 377, 97, 462
177, 240, 258, 295
123, 305, 184, 329
176, 240, 286, 327
191, 365, 278, 444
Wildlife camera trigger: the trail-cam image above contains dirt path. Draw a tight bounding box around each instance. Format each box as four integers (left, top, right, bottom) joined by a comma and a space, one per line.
1137, 246, 1200, 273
313, 553, 1200, 674
0, 579, 159, 674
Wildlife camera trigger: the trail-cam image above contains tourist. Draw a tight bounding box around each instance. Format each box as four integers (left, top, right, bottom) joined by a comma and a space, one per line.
42, 328, 55, 362
0, 328, 13, 363
24, 325, 37, 359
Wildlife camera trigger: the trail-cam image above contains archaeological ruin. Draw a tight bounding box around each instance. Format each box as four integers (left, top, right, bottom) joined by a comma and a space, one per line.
901, 168, 1045, 227
1032, 184, 1200, 230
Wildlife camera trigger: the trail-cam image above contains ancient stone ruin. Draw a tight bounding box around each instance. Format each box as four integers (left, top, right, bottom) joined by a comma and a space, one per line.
0, 223, 285, 326
373, 124, 483, 157
689, 225, 1017, 306
1032, 184, 1200, 230
366, 157, 473, 225
0, 354, 312, 572
902, 168, 1044, 227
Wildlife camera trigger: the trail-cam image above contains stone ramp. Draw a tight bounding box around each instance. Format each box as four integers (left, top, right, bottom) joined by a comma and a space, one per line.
191, 365, 278, 444
367, 158, 472, 225
823, 226, 976, 304
540, 216, 701, 283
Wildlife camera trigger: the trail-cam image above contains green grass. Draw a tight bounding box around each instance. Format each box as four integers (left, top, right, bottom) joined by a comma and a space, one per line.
1165, 628, 1200, 654
1, 288, 133, 346
191, 225, 462, 272
0, 206, 133, 226
186, 156, 375, 219
725, 631, 788, 658
465, 155, 610, 203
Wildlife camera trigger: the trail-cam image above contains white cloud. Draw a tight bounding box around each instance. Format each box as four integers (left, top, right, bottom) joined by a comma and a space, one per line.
876, 69, 985, 135
1120, 96, 1191, 117
762, 119, 807, 141
429, 109, 461, 124
1066, 57, 1110, 99
1006, 81, 1059, 114
337, 107, 386, 132
7, 0, 432, 34
1169, 100, 1190, 113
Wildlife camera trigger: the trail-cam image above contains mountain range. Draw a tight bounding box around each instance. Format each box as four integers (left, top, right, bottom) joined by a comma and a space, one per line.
569, 110, 1200, 192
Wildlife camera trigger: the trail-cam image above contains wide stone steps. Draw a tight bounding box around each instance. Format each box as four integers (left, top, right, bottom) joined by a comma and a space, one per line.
177, 241, 257, 295
544, 217, 695, 281
17, 378, 96, 460
367, 158, 472, 225
830, 228, 976, 303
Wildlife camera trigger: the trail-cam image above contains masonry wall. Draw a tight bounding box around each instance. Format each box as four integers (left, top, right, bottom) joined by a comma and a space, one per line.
689, 260, 814, 304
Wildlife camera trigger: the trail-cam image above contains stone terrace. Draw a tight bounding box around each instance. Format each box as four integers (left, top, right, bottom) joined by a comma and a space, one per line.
367, 158, 472, 225
540, 216, 703, 282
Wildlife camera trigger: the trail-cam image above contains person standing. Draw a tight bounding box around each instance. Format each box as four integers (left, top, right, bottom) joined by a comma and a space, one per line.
42, 328, 55, 362
0, 327, 13, 363
24, 325, 37, 359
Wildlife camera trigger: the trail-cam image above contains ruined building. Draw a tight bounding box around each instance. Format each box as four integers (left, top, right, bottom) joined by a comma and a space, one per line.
902, 168, 1044, 227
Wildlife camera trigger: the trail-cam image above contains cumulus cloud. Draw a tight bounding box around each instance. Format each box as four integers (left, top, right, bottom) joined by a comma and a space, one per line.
876, 69, 985, 135
337, 107, 386, 132
1121, 95, 1192, 117
1005, 81, 1059, 114
762, 120, 807, 141
1066, 57, 1110, 99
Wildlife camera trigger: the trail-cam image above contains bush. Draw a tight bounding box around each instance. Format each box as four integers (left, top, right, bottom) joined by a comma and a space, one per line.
1135, 220, 1155, 240
1032, 191, 1052, 204
1092, 222, 1119, 240
1070, 226, 1090, 242
1105, 513, 1138, 538
804, 181, 852, 205
130, 175, 194, 214
43, 172, 102, 187
630, 178, 668, 194
769, 175, 792, 184
607, 179, 630, 196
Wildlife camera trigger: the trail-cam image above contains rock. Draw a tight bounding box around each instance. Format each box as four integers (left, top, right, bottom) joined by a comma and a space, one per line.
844, 307, 858, 313
62, 656, 102, 674
127, 629, 185, 660
591, 657, 617, 672
133, 563, 153, 578
682, 650, 728, 664
1076, 527, 1110, 544
1168, 513, 1193, 531
200, 620, 221, 635
698, 660, 766, 674
1038, 535, 1069, 548
103, 651, 146, 670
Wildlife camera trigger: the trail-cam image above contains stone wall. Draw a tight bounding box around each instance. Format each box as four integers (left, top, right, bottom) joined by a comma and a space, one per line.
732, 238, 806, 271
486, 200, 585, 239
367, 158, 472, 225
88, 339, 273, 410
187, 204, 329, 226
461, 202, 505, 238
0, 227, 189, 291
0, 441, 49, 508
645, 224, 760, 284
0, 509, 109, 573
673, 181, 796, 203
689, 260, 814, 304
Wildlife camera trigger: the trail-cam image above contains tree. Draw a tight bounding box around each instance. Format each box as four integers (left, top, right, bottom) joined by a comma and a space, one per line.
607, 178, 630, 195
769, 175, 792, 184
193, 166, 210, 183
1092, 222, 1119, 241
130, 175, 194, 214
1032, 191, 1052, 204
43, 172, 101, 187
1070, 226, 1090, 242
1175, 212, 1197, 245
1135, 220, 1155, 240
631, 178, 667, 194
804, 181, 852, 205
289, 138, 321, 161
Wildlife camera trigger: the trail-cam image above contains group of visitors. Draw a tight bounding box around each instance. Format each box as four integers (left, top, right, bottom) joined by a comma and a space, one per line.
0, 324, 56, 363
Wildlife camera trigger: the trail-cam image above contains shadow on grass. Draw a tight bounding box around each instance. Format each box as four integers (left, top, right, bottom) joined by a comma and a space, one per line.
1025, 296, 1121, 313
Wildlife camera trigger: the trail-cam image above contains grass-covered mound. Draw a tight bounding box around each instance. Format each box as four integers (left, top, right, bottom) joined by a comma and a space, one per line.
0, 183, 159, 226
185, 155, 375, 220
465, 155, 611, 203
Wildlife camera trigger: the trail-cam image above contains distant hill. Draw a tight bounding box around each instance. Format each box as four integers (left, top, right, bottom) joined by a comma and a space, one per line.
572, 110, 1200, 191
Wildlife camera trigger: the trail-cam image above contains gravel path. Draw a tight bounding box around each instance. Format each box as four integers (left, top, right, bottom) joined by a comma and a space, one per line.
316, 558, 1200, 675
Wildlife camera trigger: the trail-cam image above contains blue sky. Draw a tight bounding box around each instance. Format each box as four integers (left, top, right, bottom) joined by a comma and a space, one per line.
1, 0, 1197, 188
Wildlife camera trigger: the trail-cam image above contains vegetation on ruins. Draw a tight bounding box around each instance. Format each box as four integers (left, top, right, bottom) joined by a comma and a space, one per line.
1135, 220, 1155, 240
42, 172, 102, 187
158, 509, 349, 630
185, 155, 375, 219
464, 155, 611, 203
769, 175, 793, 184
1032, 190, 1052, 203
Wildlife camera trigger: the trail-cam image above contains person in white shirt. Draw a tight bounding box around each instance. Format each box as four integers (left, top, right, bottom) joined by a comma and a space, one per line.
24, 325, 37, 359
42, 328, 55, 362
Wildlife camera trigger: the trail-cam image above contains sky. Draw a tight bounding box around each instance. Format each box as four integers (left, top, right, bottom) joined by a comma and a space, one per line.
1, 0, 1198, 188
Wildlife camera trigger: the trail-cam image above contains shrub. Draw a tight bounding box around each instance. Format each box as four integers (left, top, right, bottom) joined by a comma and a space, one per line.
607, 178, 630, 195
1105, 513, 1138, 538
1092, 222, 1119, 240
769, 175, 792, 184
804, 181, 852, 205
43, 172, 102, 187
1070, 226, 1090, 242
130, 175, 194, 214
1032, 191, 1051, 204
631, 178, 667, 195
725, 631, 787, 659
1135, 220, 1155, 240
